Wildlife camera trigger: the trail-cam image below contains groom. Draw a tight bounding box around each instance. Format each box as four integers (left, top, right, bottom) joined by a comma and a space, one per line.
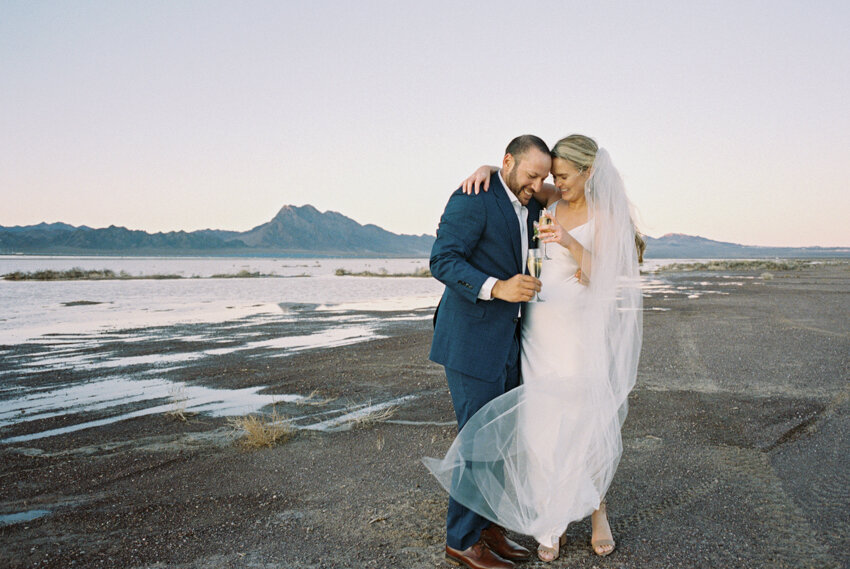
430, 135, 550, 569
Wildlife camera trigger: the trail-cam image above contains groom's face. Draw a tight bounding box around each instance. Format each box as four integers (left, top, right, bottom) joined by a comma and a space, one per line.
503, 149, 552, 206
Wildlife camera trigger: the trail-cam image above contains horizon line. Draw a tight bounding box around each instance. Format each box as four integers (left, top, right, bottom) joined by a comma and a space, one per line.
1, 218, 848, 251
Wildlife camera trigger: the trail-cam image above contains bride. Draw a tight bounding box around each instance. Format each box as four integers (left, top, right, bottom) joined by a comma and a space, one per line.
424, 135, 643, 562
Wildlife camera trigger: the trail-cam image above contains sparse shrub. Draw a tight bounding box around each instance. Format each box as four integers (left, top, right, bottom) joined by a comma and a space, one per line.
229, 407, 294, 449
294, 389, 337, 407
334, 267, 431, 277
164, 386, 196, 422
350, 405, 398, 428
210, 270, 265, 278
656, 260, 815, 273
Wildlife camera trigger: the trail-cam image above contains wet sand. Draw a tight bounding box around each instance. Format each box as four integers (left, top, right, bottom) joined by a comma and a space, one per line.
1, 263, 848, 568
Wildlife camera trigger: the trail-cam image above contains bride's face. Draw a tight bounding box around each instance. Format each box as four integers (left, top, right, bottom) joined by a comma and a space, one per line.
551, 157, 589, 202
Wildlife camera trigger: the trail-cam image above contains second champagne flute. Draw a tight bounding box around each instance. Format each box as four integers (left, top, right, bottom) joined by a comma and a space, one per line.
538, 210, 553, 259
527, 248, 544, 302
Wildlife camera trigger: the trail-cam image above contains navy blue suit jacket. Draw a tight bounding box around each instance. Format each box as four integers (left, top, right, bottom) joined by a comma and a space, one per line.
429, 176, 542, 380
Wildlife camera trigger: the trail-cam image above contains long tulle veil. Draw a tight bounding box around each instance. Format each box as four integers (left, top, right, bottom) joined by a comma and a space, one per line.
423, 147, 643, 545
580, 148, 643, 425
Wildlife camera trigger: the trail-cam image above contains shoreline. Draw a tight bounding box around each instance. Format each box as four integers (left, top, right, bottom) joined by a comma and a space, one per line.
1, 263, 848, 568
649, 258, 849, 273
2, 269, 307, 281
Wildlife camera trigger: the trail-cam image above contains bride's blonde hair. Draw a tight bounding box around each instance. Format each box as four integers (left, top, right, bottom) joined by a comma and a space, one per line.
550, 134, 598, 171
551, 134, 646, 263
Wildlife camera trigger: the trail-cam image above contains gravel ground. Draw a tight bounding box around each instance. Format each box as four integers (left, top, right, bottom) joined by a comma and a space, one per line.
1, 263, 848, 569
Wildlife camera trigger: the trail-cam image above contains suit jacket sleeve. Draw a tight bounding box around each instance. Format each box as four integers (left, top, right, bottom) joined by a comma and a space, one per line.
430, 189, 490, 303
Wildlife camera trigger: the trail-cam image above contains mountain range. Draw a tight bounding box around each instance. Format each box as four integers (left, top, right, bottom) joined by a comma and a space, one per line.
0, 205, 847, 259
641, 233, 848, 259
0, 205, 434, 257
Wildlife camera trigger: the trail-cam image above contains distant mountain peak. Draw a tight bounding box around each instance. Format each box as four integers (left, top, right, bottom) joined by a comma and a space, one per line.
238, 203, 432, 255
277, 204, 319, 214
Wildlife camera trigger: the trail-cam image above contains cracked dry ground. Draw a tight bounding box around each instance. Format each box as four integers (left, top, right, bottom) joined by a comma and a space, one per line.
1, 264, 848, 568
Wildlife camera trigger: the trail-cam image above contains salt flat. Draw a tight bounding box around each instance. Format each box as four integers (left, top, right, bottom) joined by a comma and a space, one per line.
0, 262, 847, 568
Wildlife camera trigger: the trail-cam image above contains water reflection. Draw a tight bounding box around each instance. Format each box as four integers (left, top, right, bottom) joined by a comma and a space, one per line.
0, 376, 305, 444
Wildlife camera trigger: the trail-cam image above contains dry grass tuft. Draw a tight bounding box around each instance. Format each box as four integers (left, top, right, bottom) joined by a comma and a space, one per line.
165, 408, 194, 422
350, 404, 398, 428
294, 389, 338, 407
228, 407, 294, 449
164, 386, 197, 422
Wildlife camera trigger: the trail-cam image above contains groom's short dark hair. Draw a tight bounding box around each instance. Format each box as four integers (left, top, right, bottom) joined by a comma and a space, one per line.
505, 135, 549, 161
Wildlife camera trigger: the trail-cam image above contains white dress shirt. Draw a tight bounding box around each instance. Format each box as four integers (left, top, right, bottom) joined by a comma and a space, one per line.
478, 170, 528, 302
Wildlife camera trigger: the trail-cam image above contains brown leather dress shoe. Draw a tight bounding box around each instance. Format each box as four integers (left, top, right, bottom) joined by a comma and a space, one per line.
480, 524, 531, 561
445, 539, 516, 569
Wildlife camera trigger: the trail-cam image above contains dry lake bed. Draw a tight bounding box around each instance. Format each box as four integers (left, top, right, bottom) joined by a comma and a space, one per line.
1, 262, 847, 568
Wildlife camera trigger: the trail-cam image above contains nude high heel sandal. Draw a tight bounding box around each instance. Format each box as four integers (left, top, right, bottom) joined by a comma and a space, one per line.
590, 501, 616, 557
537, 532, 567, 563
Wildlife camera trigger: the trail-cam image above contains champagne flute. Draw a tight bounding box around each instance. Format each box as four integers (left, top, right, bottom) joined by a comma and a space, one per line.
538, 210, 553, 259
527, 248, 544, 302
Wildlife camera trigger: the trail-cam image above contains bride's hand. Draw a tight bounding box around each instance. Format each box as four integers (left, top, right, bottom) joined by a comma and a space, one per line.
536, 214, 568, 247
461, 166, 493, 195
574, 268, 589, 285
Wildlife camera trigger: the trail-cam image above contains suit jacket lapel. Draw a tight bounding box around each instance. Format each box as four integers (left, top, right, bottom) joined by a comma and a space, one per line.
491, 175, 522, 273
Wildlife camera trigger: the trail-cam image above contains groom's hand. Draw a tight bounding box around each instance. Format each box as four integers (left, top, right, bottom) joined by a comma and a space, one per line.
492, 275, 541, 303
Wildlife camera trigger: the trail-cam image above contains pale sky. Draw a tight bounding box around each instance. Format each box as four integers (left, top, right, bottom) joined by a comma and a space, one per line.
2, 0, 848, 247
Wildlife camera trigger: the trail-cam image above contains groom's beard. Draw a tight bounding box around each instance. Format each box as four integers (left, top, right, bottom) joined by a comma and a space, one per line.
505, 165, 520, 196
505, 165, 531, 204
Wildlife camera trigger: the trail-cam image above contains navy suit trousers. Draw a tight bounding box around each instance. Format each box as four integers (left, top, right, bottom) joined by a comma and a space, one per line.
444, 323, 521, 550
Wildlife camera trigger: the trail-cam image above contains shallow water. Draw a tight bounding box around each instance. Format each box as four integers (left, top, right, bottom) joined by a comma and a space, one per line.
0, 256, 750, 443
0, 256, 441, 344
0, 509, 51, 526
0, 376, 306, 444
0, 255, 427, 278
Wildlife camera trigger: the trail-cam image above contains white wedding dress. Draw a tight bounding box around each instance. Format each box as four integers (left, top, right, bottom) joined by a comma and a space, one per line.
518, 205, 601, 547
425, 149, 642, 549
